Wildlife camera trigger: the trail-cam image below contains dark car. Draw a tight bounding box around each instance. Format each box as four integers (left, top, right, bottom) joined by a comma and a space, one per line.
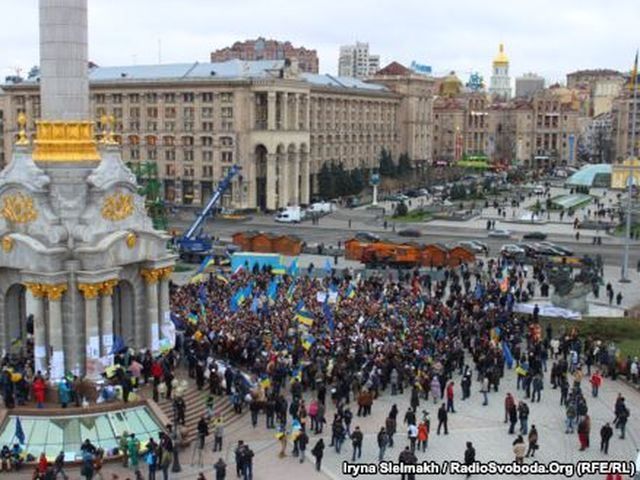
523, 231, 547, 240
354, 231, 381, 243
538, 241, 573, 256
398, 228, 421, 238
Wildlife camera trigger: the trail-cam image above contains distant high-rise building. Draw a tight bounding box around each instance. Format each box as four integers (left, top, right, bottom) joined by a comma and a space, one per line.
489, 43, 511, 100
210, 37, 319, 73
515, 73, 545, 98
338, 42, 380, 78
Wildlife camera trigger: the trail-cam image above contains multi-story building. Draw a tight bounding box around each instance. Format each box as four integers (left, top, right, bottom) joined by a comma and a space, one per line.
1, 59, 433, 210
210, 37, 319, 73
338, 42, 380, 79
515, 73, 545, 98
611, 81, 640, 162
432, 73, 489, 163
489, 43, 511, 100
567, 69, 624, 117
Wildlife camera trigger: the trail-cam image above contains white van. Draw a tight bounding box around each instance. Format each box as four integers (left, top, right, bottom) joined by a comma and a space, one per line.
275, 206, 303, 223
307, 202, 336, 214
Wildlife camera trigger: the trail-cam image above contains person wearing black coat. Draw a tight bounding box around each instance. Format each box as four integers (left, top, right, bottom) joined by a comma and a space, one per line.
600, 423, 613, 454
311, 438, 324, 471
464, 442, 476, 478
196, 416, 209, 450
437, 404, 448, 435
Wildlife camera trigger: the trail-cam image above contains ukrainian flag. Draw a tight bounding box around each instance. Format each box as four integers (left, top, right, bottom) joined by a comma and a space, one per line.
301, 334, 315, 351
286, 280, 297, 302
345, 284, 356, 299
296, 309, 315, 327
189, 273, 205, 284
291, 366, 303, 383
259, 376, 272, 390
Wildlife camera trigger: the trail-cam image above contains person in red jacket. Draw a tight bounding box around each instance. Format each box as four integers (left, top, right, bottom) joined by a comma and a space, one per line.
33, 375, 46, 408
37, 452, 48, 476
590, 371, 602, 398
504, 393, 515, 423
446, 381, 455, 413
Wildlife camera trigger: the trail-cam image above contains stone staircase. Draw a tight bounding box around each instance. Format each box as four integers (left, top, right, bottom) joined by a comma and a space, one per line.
153, 380, 244, 445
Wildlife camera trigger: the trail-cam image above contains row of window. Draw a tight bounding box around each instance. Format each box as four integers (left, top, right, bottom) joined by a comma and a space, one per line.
93, 92, 233, 104
96, 106, 233, 120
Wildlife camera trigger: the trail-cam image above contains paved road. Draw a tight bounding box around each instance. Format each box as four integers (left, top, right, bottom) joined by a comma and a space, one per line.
169, 211, 640, 267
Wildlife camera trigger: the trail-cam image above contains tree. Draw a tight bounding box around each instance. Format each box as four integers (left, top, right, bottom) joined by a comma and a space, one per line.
350, 168, 365, 195
397, 153, 413, 176
317, 162, 334, 199
394, 201, 408, 217
379, 148, 396, 177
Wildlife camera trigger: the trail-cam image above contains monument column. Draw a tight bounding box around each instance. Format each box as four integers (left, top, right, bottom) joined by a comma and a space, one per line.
141, 268, 160, 351
25, 283, 47, 374
279, 152, 289, 208
290, 151, 300, 205
99, 279, 118, 356
43, 284, 67, 379
78, 283, 100, 378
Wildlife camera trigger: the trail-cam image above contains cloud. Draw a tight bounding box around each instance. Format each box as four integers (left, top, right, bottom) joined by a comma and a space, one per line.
0, 0, 638, 83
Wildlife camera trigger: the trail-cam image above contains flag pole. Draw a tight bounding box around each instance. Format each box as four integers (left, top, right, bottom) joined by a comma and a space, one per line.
621, 50, 638, 283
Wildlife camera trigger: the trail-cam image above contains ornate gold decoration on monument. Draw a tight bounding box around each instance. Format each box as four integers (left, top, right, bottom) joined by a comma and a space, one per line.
99, 114, 109, 144
1, 236, 13, 253
1, 192, 38, 224
42, 283, 68, 301
126, 232, 137, 248
77, 282, 101, 300
32, 120, 100, 161
15, 112, 29, 145
101, 192, 134, 221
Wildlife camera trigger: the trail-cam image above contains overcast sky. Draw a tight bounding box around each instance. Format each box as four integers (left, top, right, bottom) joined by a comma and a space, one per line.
1, 0, 638, 85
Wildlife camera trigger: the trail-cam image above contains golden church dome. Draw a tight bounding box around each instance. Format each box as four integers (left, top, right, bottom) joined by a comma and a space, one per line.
493, 43, 509, 65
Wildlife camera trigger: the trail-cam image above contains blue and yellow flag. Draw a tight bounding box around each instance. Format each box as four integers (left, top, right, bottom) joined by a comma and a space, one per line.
296, 309, 315, 327
259, 376, 272, 390
345, 283, 356, 299
301, 334, 315, 350
286, 280, 297, 302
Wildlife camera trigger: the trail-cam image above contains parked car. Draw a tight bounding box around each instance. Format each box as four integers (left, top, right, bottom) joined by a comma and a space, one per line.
533, 243, 566, 256
523, 231, 548, 240
354, 231, 381, 243
398, 228, 421, 238
488, 229, 512, 239
501, 244, 525, 258
457, 240, 488, 255
533, 185, 545, 195
514, 242, 538, 257
388, 193, 409, 202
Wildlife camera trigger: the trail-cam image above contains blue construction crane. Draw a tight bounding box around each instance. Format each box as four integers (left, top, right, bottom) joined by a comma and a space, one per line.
178, 164, 241, 261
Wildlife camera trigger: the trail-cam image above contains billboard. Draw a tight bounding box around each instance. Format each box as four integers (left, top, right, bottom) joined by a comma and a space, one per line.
410, 61, 432, 75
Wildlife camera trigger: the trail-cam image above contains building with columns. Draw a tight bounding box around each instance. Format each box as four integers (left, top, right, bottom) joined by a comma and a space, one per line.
2, 60, 434, 211
0, 0, 175, 380
489, 43, 512, 100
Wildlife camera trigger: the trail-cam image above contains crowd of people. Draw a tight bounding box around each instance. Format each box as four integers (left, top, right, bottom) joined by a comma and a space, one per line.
0, 249, 638, 478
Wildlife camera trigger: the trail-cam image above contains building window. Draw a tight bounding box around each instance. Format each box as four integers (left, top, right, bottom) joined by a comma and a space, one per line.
221, 151, 233, 163
184, 150, 194, 162
220, 92, 233, 103
165, 150, 175, 161
183, 107, 194, 119
202, 92, 214, 102
183, 166, 194, 177
220, 136, 233, 146
202, 122, 214, 131
146, 121, 157, 131
164, 93, 175, 103
165, 107, 176, 118
165, 164, 175, 176
130, 148, 140, 160
148, 148, 157, 160
95, 94, 106, 104
129, 94, 140, 103
183, 92, 195, 103
113, 108, 123, 119
184, 122, 194, 132
182, 136, 194, 146
221, 107, 233, 118
146, 92, 157, 103
163, 136, 174, 146
129, 121, 140, 130
221, 121, 233, 131
201, 136, 213, 147
130, 107, 140, 118
202, 107, 213, 118
113, 94, 122, 104
165, 121, 175, 131
203, 151, 213, 162
202, 165, 214, 177
147, 107, 158, 118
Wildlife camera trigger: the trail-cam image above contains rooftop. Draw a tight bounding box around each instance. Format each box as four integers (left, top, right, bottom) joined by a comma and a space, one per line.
3, 59, 388, 92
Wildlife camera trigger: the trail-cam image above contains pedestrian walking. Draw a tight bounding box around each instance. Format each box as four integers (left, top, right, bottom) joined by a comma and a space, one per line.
464, 442, 475, 478
377, 427, 389, 461
437, 403, 448, 435
525, 425, 538, 457
311, 439, 324, 472
512, 435, 526, 464
417, 421, 429, 452
600, 423, 613, 455
213, 458, 226, 480
407, 423, 418, 453
350, 426, 363, 461
578, 415, 591, 451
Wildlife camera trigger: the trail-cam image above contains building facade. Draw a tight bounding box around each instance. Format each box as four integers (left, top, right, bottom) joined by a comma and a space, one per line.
338, 42, 380, 79
2, 60, 433, 211
611, 82, 640, 162
210, 37, 319, 73
489, 44, 511, 100
515, 73, 545, 98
